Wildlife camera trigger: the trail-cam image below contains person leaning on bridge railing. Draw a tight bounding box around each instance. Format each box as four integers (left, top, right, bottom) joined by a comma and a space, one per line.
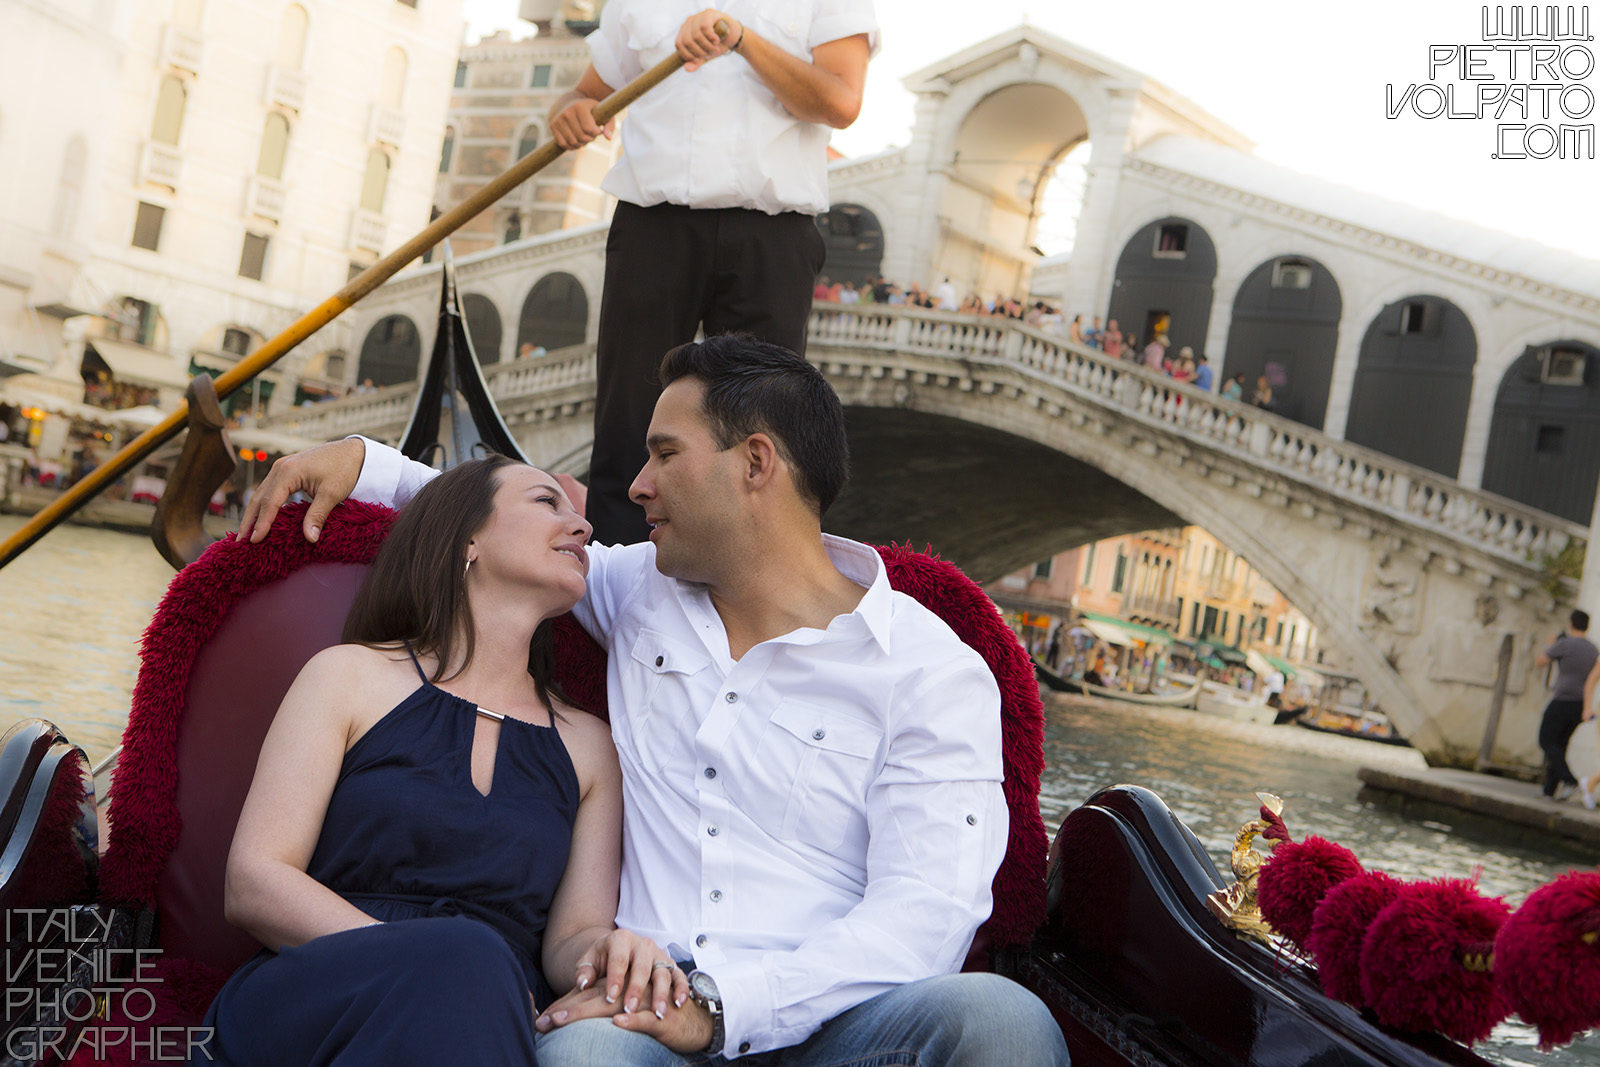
546, 1, 878, 548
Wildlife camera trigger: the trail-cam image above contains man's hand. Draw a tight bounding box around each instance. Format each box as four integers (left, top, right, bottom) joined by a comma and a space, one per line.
535, 987, 713, 1054
676, 9, 739, 71
238, 438, 364, 544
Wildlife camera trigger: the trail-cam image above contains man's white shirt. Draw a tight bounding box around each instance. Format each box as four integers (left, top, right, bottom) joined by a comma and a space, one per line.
350, 440, 1007, 1058
587, 0, 879, 216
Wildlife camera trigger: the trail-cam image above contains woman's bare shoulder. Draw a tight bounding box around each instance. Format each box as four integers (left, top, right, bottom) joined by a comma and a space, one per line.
554, 702, 618, 783
297, 642, 416, 682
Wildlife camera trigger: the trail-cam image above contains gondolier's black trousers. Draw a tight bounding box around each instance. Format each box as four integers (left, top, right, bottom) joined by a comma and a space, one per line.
588, 201, 824, 546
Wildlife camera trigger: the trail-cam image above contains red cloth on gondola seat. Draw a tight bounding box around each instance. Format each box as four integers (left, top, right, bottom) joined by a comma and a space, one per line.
85, 506, 1045, 1065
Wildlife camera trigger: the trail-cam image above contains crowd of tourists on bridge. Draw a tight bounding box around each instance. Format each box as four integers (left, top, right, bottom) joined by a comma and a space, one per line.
813, 278, 1290, 412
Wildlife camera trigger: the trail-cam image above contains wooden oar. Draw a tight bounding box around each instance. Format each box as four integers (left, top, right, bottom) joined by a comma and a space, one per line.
0, 27, 722, 571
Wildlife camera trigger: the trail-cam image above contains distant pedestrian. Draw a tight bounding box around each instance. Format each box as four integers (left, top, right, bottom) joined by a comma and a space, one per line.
1535, 610, 1598, 800
1222, 373, 1246, 401
1171, 346, 1197, 384
935, 277, 958, 311
1193, 353, 1214, 392
1143, 333, 1168, 371
1046, 626, 1063, 670
1251, 375, 1274, 410
1084, 316, 1103, 350
1102, 319, 1123, 359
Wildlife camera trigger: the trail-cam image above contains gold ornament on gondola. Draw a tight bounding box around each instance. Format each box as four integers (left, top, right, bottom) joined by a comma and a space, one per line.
1204, 791, 1282, 946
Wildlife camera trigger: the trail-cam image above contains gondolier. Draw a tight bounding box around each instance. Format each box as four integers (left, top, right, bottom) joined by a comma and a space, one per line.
548, 1, 877, 547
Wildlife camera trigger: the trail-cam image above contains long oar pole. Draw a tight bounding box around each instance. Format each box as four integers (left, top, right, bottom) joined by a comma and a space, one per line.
0, 38, 704, 572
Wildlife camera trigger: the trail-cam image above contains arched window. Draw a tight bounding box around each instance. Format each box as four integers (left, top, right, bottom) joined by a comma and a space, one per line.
517, 272, 588, 353
439, 126, 455, 173
515, 125, 540, 160
379, 47, 408, 109
359, 148, 390, 213
276, 4, 308, 68
53, 135, 87, 239
815, 203, 884, 286
256, 113, 290, 179
151, 76, 187, 146
357, 314, 421, 386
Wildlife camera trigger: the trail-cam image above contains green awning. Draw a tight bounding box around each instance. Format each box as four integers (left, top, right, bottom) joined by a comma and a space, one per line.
1195, 639, 1248, 666
1266, 655, 1297, 679
1080, 611, 1174, 647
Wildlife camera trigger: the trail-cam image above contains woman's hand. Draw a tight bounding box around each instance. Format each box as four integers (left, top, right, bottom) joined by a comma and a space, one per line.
535, 986, 713, 1053
567, 929, 689, 1019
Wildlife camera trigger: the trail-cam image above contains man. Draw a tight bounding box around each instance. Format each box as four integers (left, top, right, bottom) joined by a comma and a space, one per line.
239, 337, 1068, 1065
934, 276, 958, 311
1192, 353, 1214, 392
548, 3, 875, 547
1534, 609, 1597, 800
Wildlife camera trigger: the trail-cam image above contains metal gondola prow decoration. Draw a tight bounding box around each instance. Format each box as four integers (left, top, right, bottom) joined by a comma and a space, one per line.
397, 242, 529, 470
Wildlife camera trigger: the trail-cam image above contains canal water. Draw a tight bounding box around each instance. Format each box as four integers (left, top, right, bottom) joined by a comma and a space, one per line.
2, 517, 1597, 1064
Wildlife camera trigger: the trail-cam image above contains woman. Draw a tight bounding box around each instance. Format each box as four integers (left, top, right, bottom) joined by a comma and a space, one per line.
198, 456, 681, 1065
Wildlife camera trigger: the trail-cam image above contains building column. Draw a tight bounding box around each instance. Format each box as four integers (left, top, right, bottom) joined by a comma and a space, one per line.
1580, 470, 1600, 614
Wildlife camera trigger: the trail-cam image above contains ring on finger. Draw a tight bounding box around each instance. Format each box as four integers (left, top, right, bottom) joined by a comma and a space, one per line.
651, 960, 675, 971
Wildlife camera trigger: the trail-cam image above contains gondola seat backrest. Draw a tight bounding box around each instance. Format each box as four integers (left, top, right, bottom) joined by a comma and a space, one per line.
98, 501, 398, 975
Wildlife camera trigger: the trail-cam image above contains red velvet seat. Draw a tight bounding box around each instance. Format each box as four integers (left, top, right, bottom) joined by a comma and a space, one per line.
79, 504, 1045, 1064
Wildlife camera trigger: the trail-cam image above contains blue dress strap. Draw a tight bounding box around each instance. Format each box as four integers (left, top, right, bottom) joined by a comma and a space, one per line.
401, 640, 429, 685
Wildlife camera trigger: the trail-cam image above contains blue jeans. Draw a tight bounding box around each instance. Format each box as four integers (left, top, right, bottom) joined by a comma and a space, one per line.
535, 972, 1069, 1066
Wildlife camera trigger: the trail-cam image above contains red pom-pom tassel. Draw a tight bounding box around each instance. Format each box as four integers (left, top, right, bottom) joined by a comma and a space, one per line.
1494, 869, 1600, 1049
1360, 878, 1512, 1045
1307, 870, 1404, 1005
1257, 835, 1364, 950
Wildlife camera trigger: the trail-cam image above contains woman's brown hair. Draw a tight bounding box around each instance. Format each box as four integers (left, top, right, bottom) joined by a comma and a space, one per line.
342, 455, 566, 710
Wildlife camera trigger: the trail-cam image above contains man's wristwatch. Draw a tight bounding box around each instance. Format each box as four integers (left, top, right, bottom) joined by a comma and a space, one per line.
687, 970, 725, 1056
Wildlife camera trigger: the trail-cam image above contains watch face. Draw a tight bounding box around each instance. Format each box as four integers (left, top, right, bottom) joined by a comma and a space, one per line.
690, 971, 719, 1002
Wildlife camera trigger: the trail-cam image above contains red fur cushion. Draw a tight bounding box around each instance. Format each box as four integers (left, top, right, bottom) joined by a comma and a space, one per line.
1493, 869, 1600, 1049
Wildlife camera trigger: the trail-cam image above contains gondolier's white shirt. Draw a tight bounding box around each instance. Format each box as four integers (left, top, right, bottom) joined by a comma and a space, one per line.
351, 440, 1007, 1058
586, 0, 880, 215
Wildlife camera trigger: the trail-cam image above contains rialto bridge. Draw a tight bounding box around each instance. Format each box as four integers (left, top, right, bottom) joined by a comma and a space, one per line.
267, 302, 1587, 769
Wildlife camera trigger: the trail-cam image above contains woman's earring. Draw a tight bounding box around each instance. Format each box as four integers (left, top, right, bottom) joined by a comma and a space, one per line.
464, 556, 474, 581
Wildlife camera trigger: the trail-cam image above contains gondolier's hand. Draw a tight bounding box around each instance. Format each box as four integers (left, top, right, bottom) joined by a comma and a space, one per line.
549, 97, 614, 149
239, 438, 364, 544
677, 10, 739, 71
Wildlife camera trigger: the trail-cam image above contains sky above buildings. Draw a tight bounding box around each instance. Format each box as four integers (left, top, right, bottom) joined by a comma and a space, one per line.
461, 0, 1600, 263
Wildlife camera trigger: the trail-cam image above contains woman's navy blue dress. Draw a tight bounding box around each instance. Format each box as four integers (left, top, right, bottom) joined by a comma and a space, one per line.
197, 650, 579, 1066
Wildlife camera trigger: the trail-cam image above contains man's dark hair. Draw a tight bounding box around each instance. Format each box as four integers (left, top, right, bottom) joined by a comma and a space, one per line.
1573, 609, 1590, 632
658, 335, 849, 517
1197, 354, 1208, 363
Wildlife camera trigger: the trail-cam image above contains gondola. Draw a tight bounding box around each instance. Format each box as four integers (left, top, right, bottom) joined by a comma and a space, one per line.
11, 261, 1572, 1067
